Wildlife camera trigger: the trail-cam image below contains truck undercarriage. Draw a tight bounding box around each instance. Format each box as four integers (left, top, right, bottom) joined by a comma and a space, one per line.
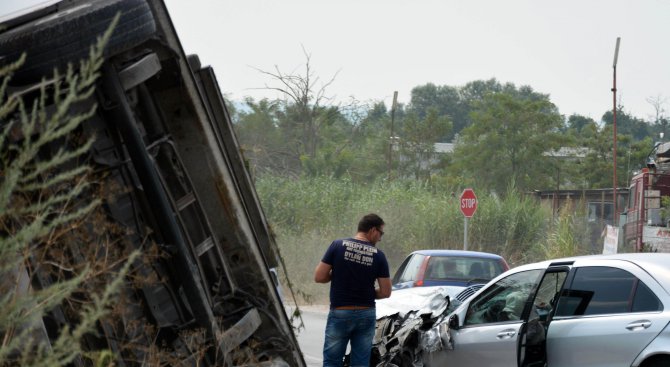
0, 0, 305, 365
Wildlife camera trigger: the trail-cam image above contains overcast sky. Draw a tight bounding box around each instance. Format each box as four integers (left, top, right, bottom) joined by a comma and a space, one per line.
163, 0, 669, 123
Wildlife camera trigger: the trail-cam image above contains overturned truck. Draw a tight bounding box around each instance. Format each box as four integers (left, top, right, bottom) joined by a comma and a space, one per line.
0, 0, 304, 365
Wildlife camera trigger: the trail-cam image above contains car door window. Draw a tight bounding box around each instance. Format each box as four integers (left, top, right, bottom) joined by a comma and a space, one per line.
632, 281, 662, 312
464, 269, 543, 326
520, 269, 568, 367
555, 266, 662, 317
394, 254, 425, 284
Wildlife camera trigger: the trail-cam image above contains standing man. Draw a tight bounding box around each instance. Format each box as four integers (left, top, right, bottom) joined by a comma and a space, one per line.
314, 213, 392, 367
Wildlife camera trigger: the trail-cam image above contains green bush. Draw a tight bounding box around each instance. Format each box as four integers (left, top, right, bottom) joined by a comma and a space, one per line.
256, 175, 592, 303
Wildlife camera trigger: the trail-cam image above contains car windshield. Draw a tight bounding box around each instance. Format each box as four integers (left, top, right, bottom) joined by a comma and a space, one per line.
424, 256, 503, 281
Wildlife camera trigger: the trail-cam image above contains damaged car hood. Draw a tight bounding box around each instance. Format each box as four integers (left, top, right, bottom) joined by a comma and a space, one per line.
371, 284, 489, 366
376, 286, 462, 319
372, 286, 456, 366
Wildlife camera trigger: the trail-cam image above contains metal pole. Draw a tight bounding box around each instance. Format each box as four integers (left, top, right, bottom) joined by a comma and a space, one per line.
464, 217, 469, 251
612, 37, 620, 225
388, 91, 398, 181
554, 162, 560, 219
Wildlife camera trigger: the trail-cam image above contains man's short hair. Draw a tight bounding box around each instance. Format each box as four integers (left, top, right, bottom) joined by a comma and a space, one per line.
358, 213, 385, 232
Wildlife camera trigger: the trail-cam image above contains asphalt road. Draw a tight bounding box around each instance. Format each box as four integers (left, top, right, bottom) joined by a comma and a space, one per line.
290, 305, 328, 367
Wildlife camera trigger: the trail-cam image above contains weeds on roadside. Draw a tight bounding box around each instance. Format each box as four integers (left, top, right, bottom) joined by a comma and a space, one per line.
256, 175, 595, 303
0, 15, 144, 366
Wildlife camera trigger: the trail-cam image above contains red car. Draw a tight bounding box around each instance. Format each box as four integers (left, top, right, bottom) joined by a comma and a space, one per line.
392, 249, 509, 289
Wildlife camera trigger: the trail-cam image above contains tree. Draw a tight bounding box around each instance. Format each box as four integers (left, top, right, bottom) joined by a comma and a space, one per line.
555, 114, 597, 190
451, 92, 565, 193
602, 107, 651, 141
248, 50, 399, 181
408, 79, 552, 141
397, 108, 451, 180
408, 83, 462, 139
624, 137, 655, 183
647, 94, 668, 139
579, 123, 620, 188
235, 98, 288, 175
296, 95, 403, 181
255, 47, 339, 168
297, 104, 355, 179
573, 121, 650, 189
567, 114, 597, 133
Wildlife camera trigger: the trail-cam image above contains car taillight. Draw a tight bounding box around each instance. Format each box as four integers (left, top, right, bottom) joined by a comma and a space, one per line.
414, 280, 423, 286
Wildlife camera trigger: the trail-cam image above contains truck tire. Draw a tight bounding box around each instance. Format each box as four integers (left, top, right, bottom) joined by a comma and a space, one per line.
0, 0, 156, 85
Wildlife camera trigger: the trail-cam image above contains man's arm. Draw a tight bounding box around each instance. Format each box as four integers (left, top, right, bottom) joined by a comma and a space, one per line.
314, 261, 332, 283
375, 277, 392, 299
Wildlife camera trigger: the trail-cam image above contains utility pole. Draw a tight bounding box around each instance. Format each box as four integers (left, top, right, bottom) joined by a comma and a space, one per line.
612, 37, 620, 225
388, 91, 398, 181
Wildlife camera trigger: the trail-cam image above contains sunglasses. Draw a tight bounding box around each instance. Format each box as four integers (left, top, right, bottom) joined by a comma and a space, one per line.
376, 227, 384, 236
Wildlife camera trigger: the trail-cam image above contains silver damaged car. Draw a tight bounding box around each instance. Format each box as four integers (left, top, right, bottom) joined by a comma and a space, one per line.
374, 253, 670, 367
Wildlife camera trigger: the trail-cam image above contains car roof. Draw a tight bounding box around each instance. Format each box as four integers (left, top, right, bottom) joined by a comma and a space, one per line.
410, 249, 505, 260
542, 252, 670, 267
510, 252, 670, 291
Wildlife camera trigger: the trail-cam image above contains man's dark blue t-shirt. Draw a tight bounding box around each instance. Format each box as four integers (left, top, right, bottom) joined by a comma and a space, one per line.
321, 238, 390, 308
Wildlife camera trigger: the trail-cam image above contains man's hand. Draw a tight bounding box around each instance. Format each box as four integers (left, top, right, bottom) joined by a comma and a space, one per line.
375, 277, 392, 299
314, 261, 332, 283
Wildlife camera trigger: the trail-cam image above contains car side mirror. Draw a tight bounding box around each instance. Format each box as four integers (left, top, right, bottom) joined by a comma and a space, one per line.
448, 314, 459, 330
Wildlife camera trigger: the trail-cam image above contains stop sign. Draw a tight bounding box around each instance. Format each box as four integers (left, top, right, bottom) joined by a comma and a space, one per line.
460, 188, 478, 218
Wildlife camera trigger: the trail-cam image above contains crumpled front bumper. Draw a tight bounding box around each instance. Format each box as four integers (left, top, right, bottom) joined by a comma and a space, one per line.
372, 286, 458, 366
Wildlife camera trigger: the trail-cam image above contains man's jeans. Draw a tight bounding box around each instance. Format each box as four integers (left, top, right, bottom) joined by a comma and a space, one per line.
323, 308, 376, 367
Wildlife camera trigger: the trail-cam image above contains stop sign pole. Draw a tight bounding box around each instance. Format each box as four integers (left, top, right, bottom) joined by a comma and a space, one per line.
460, 188, 478, 250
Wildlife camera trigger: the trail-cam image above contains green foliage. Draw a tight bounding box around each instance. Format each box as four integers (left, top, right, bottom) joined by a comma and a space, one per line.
468, 184, 550, 265
542, 200, 594, 259
0, 15, 138, 366
237, 67, 660, 192
451, 92, 566, 193
566, 113, 596, 133
255, 175, 593, 303
573, 120, 652, 189
602, 107, 652, 141
660, 196, 670, 223
578, 123, 615, 188
408, 78, 551, 141
235, 95, 387, 180
235, 98, 288, 175
235, 51, 663, 307
407, 83, 462, 139
396, 108, 451, 180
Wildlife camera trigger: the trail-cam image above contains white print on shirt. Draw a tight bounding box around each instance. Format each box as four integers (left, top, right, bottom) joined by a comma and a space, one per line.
341, 240, 377, 266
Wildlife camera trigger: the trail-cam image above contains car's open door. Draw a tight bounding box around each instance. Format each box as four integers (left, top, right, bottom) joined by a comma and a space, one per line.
518, 266, 569, 367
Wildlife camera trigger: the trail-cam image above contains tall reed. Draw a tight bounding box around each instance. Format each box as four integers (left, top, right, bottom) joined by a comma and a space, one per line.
257, 175, 594, 303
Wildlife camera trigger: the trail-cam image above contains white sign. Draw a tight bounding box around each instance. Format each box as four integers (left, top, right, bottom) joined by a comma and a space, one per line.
641, 226, 670, 252
603, 225, 618, 254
